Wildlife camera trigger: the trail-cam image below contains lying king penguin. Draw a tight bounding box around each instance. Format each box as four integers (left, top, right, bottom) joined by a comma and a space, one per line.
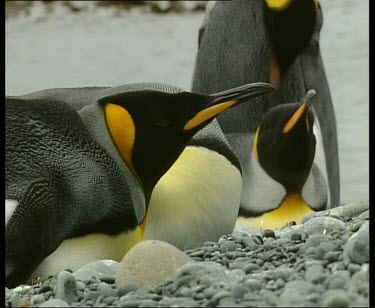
5, 82, 274, 287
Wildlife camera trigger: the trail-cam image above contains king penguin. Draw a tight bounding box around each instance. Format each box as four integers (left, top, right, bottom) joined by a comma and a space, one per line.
235, 89, 328, 229
192, 0, 340, 226
6, 82, 274, 287
17, 81, 274, 251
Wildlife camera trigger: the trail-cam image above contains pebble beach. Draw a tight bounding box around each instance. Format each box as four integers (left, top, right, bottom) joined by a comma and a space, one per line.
5, 202, 369, 307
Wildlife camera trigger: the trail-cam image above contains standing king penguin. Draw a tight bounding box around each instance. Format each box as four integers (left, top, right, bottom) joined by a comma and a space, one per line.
192, 0, 340, 227
6, 82, 274, 287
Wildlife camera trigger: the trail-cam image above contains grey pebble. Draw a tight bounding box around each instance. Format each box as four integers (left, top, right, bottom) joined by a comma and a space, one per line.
97, 282, 115, 297
37, 284, 52, 294
303, 203, 368, 222
228, 262, 246, 270
321, 289, 350, 307
76, 281, 86, 291
73, 260, 118, 282
260, 289, 278, 306
275, 278, 285, 288
349, 221, 363, 232
262, 229, 276, 238
159, 297, 198, 307
343, 221, 369, 264
193, 292, 205, 300
272, 267, 293, 281
244, 279, 262, 291
326, 275, 348, 290
243, 292, 261, 301
95, 295, 103, 305
303, 216, 346, 236
44, 290, 54, 300
99, 274, 116, 284
347, 263, 361, 274
39, 298, 71, 307
177, 286, 192, 297
189, 250, 205, 257
204, 241, 218, 247
290, 232, 303, 241
242, 236, 261, 250
116, 299, 141, 307
85, 290, 101, 301
356, 209, 369, 221
55, 271, 78, 304
327, 262, 346, 272
212, 290, 231, 302
138, 299, 159, 307
220, 241, 241, 252
225, 251, 246, 259
314, 242, 336, 260
324, 251, 341, 262
31, 294, 46, 305
351, 270, 369, 286
204, 286, 222, 299
243, 263, 260, 274
103, 296, 116, 305
117, 282, 138, 297
280, 280, 316, 304
302, 234, 328, 250
230, 283, 249, 299
305, 264, 326, 283
274, 237, 290, 246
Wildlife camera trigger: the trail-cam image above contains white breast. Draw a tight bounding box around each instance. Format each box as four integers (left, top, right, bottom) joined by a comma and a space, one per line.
28, 227, 142, 283
144, 146, 242, 250
5, 199, 18, 226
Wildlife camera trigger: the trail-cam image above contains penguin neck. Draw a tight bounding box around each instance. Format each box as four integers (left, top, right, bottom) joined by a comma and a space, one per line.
132, 141, 189, 205
78, 103, 146, 223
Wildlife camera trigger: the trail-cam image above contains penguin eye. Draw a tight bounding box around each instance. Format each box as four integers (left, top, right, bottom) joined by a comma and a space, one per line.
155, 119, 172, 127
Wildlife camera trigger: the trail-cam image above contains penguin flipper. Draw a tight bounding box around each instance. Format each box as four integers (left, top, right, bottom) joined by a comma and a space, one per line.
300, 6, 340, 208
6, 178, 69, 288
302, 163, 328, 211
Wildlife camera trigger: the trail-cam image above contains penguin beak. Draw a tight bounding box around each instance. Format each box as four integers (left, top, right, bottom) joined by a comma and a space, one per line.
184, 82, 275, 130
283, 89, 316, 133
302, 89, 317, 109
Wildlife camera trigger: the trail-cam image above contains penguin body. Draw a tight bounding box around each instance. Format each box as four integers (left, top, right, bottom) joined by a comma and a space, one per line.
6, 82, 274, 286
192, 0, 339, 226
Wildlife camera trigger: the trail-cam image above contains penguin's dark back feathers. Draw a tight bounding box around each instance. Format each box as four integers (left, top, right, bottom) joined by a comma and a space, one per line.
192, 0, 313, 133
190, 119, 241, 172
6, 98, 139, 238
192, 0, 272, 132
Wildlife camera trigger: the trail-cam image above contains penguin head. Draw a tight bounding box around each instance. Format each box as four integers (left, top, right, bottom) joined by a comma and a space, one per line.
254, 89, 316, 193
263, 0, 319, 76
99, 82, 275, 201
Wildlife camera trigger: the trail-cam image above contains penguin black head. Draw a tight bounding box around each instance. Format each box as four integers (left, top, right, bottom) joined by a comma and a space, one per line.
254, 89, 316, 193
263, 0, 319, 75
99, 82, 275, 201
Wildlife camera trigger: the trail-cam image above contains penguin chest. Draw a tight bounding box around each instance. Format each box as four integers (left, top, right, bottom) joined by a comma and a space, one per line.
144, 146, 242, 250
28, 227, 143, 283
